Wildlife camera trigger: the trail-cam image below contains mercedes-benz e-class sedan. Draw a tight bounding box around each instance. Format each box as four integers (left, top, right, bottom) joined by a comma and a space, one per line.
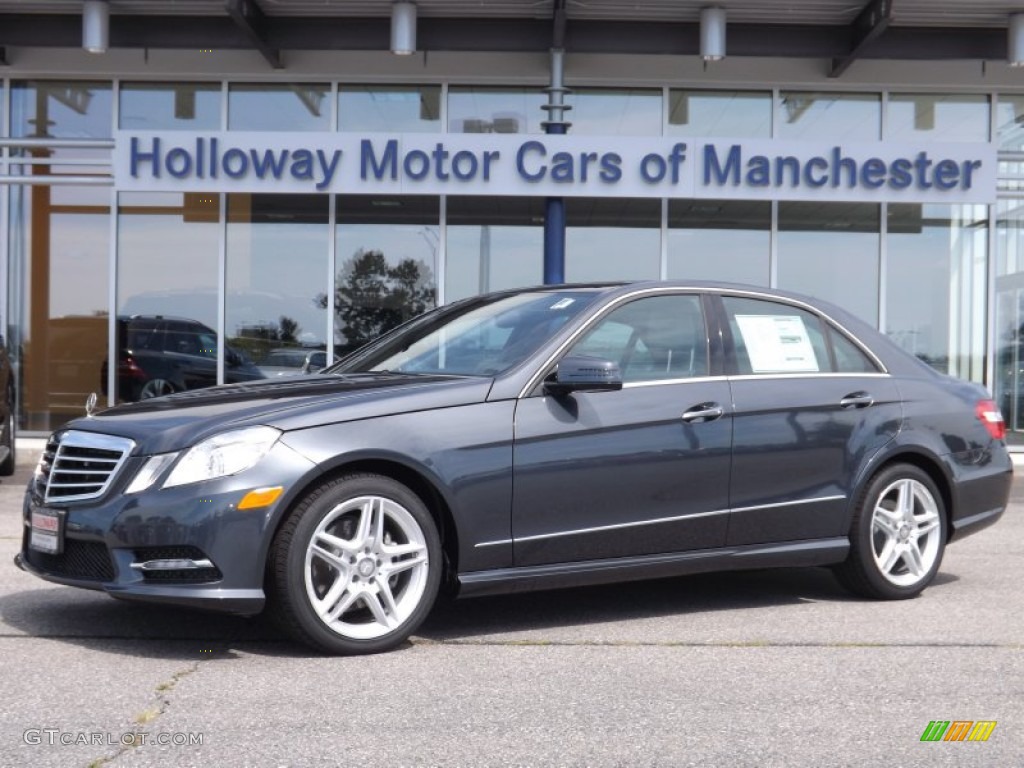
17, 282, 1012, 654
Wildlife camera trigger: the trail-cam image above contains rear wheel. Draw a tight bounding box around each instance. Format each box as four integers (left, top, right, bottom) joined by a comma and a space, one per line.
835, 463, 946, 599
267, 473, 441, 654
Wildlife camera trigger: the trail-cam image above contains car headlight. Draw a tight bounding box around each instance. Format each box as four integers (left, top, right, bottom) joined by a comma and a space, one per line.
162, 426, 281, 488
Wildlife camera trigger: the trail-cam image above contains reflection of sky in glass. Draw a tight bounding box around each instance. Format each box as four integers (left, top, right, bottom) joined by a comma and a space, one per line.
50, 213, 109, 317
227, 220, 328, 345
120, 83, 221, 130
566, 228, 660, 282
667, 229, 768, 285
776, 92, 880, 142
570, 89, 661, 136
229, 84, 331, 131
339, 86, 441, 133
667, 91, 771, 138
777, 204, 879, 324
9, 186, 110, 321
997, 95, 1024, 151
11, 81, 112, 138
997, 199, 1024, 276
668, 200, 770, 284
886, 94, 989, 143
117, 193, 219, 329
446, 226, 543, 301
448, 88, 546, 134
886, 204, 986, 373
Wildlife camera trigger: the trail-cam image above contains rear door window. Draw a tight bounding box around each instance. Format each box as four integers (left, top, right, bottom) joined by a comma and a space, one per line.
722, 296, 829, 374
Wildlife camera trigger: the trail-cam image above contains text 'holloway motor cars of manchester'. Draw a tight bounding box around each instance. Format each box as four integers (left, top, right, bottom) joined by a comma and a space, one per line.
16, 281, 1012, 654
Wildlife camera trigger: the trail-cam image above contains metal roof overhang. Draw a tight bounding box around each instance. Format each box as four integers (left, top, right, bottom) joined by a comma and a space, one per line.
0, 0, 1018, 76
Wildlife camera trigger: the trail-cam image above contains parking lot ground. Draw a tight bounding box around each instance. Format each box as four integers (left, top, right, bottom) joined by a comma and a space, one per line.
0, 440, 1020, 767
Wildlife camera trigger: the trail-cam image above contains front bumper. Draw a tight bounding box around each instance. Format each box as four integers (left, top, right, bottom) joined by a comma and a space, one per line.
17, 440, 316, 615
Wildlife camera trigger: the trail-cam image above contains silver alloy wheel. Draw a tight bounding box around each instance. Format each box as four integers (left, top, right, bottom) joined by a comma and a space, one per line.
870, 478, 942, 587
140, 378, 175, 399
303, 495, 430, 641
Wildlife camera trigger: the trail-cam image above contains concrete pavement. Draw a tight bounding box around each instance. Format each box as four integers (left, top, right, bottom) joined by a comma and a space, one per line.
1, 439, 1020, 767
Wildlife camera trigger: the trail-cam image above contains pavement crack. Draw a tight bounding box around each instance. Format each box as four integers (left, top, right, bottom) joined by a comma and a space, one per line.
85, 662, 200, 768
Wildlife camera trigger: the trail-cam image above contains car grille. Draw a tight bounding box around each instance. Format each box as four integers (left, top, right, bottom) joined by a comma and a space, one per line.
36, 430, 135, 503
24, 538, 116, 582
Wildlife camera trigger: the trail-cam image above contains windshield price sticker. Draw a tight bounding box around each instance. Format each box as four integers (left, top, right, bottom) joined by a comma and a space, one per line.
29, 508, 65, 555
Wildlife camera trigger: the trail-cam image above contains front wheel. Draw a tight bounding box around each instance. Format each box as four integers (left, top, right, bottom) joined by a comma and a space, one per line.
267, 473, 441, 654
834, 464, 947, 600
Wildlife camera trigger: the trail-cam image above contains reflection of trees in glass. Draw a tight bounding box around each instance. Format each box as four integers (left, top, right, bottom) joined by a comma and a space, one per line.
327, 249, 436, 351
230, 315, 303, 363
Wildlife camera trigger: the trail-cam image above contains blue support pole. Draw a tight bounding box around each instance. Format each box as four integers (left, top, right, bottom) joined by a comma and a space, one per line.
542, 49, 571, 285
543, 124, 567, 285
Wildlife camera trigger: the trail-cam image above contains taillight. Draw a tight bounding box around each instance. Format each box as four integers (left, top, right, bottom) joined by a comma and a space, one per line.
118, 354, 148, 381
975, 399, 1006, 441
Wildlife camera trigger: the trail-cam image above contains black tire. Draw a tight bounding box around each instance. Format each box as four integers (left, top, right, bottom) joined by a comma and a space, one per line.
834, 463, 947, 600
0, 385, 15, 477
267, 473, 441, 655
139, 378, 176, 399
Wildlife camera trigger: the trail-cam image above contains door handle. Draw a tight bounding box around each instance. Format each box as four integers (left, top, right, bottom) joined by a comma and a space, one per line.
839, 392, 874, 409
681, 402, 724, 423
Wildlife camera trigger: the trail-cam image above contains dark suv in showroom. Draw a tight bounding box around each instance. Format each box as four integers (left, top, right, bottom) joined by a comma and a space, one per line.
103, 316, 264, 401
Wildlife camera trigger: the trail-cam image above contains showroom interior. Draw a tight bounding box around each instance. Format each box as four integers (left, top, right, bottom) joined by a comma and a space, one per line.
0, 0, 1023, 443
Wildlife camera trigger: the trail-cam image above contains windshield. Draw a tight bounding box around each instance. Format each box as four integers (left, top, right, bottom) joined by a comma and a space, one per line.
330, 289, 603, 376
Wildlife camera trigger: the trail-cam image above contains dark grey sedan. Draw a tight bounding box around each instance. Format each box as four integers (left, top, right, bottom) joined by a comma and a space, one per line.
16, 282, 1013, 654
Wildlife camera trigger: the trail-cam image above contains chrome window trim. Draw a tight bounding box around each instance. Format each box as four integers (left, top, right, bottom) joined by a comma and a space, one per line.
518, 285, 888, 399
726, 372, 892, 382
474, 494, 846, 548
622, 375, 724, 389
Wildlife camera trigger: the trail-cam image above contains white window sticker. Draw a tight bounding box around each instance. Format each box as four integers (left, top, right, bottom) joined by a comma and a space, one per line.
735, 314, 819, 373
550, 298, 575, 310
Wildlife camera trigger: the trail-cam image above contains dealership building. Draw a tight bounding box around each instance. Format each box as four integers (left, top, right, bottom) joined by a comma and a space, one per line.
1, 0, 1024, 441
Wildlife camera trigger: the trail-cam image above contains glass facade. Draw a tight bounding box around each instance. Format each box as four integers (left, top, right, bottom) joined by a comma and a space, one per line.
227, 194, 329, 372
667, 200, 770, 285
777, 202, 880, 323
0, 79, 1017, 441
120, 82, 221, 131
776, 92, 880, 141
667, 90, 771, 137
886, 93, 990, 143
7, 81, 112, 431
335, 195, 439, 356
339, 85, 441, 133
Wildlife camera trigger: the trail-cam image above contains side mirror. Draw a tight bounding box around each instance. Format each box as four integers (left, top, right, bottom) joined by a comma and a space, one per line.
226, 349, 241, 367
544, 355, 623, 396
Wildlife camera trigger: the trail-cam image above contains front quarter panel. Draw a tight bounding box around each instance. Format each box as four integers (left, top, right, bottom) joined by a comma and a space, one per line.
278, 400, 516, 573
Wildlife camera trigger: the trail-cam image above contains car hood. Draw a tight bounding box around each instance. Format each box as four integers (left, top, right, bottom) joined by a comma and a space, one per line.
63, 373, 493, 455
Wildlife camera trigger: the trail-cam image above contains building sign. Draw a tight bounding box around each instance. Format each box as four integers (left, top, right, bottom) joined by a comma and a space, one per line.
114, 131, 996, 203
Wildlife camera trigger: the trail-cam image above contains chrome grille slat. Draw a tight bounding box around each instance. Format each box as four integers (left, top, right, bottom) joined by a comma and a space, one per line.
49, 468, 120, 475
54, 460, 122, 466
39, 431, 136, 503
